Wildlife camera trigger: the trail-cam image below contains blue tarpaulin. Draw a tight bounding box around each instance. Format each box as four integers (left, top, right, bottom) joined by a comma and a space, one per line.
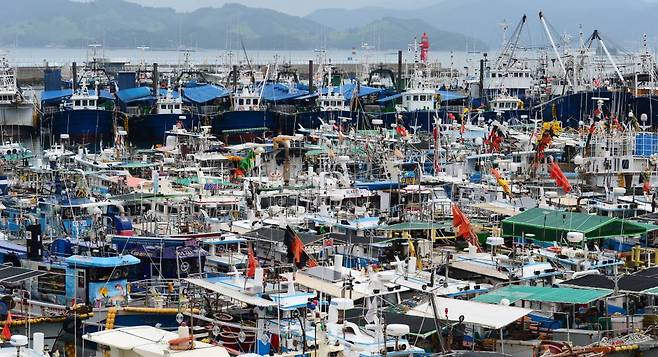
41, 89, 113, 105
438, 90, 467, 102
183, 84, 230, 104
376, 93, 403, 104
116, 86, 152, 104
321, 83, 382, 101
259, 83, 309, 102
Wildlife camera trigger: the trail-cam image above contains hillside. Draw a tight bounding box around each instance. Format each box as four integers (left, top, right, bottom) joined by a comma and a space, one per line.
0, 0, 487, 50
307, 0, 658, 49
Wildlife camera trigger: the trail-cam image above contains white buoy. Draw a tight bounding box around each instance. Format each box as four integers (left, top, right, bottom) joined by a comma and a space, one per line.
386, 324, 410, 337
486, 236, 504, 246
33, 333, 44, 354
334, 254, 343, 271
566, 232, 584, 243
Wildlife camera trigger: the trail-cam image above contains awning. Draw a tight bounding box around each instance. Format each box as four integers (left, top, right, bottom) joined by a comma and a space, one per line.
115, 86, 152, 104
354, 181, 405, 190
259, 83, 309, 102
561, 267, 658, 294
183, 84, 230, 104
65, 254, 141, 268
472, 285, 612, 305
437, 90, 468, 102
501, 207, 652, 241
295, 272, 365, 300
0, 265, 47, 284
407, 296, 532, 330
319, 83, 383, 101
184, 278, 277, 307
376, 93, 403, 104
83, 326, 230, 357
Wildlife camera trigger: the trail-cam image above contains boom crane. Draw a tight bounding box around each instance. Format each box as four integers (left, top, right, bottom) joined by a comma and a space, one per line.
539, 11, 572, 88
587, 30, 625, 85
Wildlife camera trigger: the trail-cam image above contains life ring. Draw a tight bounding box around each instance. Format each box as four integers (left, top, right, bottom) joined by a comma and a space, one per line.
168, 336, 193, 350
547, 246, 561, 253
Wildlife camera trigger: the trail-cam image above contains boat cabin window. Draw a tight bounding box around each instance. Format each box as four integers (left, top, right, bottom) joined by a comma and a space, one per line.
74, 100, 81, 107
622, 159, 629, 170
168, 104, 174, 110
37, 267, 66, 295
239, 99, 244, 105
82, 100, 88, 107
62, 206, 85, 219
175, 104, 181, 110
253, 99, 258, 105
413, 95, 419, 101
87, 266, 130, 282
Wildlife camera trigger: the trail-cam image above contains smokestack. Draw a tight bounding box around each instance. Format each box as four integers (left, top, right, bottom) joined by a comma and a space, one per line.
397, 50, 403, 91
233, 65, 238, 92
152, 63, 159, 97
479, 57, 485, 101
308, 60, 314, 93
72, 62, 77, 92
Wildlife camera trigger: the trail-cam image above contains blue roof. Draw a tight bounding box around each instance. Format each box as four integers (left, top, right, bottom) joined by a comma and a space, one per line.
355, 181, 405, 190
438, 90, 467, 102
116, 86, 152, 104
377, 93, 403, 103
183, 84, 230, 104
41, 89, 114, 105
320, 83, 383, 101
65, 254, 140, 268
260, 83, 309, 102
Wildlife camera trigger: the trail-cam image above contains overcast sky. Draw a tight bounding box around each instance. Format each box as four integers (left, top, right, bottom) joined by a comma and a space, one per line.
121, 0, 440, 16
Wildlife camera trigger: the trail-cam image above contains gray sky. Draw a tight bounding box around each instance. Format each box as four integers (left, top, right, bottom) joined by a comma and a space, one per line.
122, 0, 440, 16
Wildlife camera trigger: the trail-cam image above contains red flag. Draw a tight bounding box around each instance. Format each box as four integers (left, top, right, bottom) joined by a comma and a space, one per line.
284, 226, 318, 268
2, 311, 12, 340
396, 125, 408, 137
452, 204, 480, 250
549, 161, 572, 193
247, 243, 258, 278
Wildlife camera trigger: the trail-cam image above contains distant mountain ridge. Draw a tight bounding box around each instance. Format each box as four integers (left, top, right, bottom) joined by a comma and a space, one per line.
306, 0, 658, 49
0, 0, 487, 51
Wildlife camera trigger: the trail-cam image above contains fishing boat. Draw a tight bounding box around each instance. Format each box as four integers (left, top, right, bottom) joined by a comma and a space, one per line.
0, 56, 36, 133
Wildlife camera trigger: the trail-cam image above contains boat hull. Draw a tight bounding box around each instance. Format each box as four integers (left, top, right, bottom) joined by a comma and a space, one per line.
0, 103, 36, 131
127, 113, 194, 146
212, 110, 275, 140
44, 109, 115, 145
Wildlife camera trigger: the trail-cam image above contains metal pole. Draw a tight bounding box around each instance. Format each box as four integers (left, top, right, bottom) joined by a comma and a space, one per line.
308, 60, 314, 94
539, 12, 572, 87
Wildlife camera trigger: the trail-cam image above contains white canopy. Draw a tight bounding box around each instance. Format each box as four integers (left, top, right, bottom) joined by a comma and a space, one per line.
406, 296, 532, 330
184, 278, 278, 307
83, 326, 230, 357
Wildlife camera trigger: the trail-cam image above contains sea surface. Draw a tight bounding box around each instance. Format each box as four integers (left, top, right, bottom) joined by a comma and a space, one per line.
3, 47, 477, 68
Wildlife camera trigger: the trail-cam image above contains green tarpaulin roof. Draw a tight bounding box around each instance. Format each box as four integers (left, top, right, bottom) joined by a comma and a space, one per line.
472, 285, 611, 305
501, 208, 653, 241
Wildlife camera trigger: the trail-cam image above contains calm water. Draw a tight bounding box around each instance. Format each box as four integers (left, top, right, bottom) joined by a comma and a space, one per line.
3, 47, 477, 68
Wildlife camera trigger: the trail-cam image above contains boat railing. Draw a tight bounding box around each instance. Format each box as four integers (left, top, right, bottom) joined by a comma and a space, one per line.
199, 105, 220, 115
123, 274, 205, 308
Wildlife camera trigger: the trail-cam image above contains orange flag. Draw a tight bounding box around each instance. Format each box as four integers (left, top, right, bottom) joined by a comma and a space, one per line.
247, 243, 258, 278
2, 311, 11, 340
452, 204, 480, 251
549, 161, 571, 193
